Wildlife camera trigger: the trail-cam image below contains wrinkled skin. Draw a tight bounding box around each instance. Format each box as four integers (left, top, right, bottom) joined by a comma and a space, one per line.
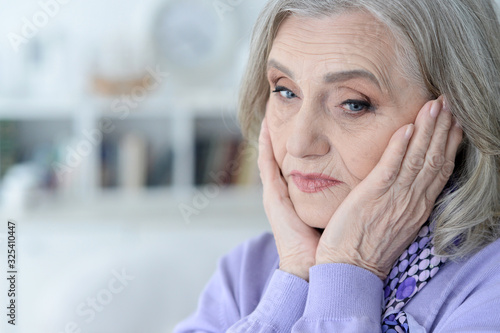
258, 12, 463, 281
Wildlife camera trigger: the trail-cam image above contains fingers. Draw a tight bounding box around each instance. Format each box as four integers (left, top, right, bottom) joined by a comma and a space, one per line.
258, 117, 280, 184
426, 114, 463, 197
412, 97, 452, 193
444, 118, 463, 163
393, 95, 463, 202
363, 123, 414, 193
363, 95, 463, 199
424, 99, 452, 175
402, 96, 463, 202
258, 117, 289, 202
397, 98, 443, 187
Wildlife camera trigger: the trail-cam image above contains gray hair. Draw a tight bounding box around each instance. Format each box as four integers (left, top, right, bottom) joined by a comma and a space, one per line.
238, 0, 500, 260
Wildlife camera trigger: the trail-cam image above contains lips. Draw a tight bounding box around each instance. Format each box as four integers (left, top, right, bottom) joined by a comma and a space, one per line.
290, 170, 342, 193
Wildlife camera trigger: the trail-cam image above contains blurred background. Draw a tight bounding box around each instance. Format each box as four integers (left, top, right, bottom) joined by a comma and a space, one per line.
0, 0, 270, 331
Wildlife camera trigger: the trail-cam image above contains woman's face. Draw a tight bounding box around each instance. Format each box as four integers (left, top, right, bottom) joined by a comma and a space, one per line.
266, 12, 431, 228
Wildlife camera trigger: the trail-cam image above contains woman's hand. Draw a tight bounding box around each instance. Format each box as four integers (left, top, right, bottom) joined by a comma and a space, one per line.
258, 96, 463, 281
315, 96, 463, 280
258, 116, 320, 281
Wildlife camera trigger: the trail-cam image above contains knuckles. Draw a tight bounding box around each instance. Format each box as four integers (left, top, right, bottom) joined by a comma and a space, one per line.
406, 156, 425, 174
381, 168, 398, 185
427, 154, 446, 171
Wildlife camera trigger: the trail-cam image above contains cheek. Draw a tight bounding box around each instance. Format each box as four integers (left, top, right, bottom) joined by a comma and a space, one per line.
339, 105, 422, 181
339, 126, 395, 181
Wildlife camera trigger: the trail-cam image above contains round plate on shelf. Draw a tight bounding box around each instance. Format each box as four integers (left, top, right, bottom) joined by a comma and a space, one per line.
151, 0, 241, 86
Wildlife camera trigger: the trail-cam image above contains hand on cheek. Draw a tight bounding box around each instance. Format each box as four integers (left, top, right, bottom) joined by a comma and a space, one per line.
258, 116, 321, 281
316, 96, 463, 280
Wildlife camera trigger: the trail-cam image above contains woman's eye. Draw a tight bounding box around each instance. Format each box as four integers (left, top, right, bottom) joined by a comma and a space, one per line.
341, 99, 372, 113
272, 86, 297, 99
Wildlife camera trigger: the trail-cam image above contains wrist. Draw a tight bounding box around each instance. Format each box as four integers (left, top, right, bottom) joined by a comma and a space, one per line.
279, 257, 315, 282
279, 264, 310, 282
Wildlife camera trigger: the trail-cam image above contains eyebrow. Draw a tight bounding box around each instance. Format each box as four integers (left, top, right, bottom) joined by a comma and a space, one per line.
267, 59, 383, 92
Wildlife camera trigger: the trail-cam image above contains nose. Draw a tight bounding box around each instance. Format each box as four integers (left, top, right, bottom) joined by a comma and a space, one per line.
286, 101, 330, 159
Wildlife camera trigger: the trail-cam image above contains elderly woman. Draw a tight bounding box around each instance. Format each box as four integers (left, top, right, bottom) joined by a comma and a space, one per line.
175, 0, 500, 331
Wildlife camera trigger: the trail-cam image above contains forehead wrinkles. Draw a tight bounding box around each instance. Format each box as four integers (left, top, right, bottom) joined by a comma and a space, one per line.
271, 15, 399, 95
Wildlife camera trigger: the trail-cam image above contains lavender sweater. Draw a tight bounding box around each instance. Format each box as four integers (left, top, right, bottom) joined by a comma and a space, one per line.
174, 232, 500, 332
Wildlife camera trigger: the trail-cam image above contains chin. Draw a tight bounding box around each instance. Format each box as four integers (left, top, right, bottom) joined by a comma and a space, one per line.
286, 177, 349, 229
291, 195, 340, 229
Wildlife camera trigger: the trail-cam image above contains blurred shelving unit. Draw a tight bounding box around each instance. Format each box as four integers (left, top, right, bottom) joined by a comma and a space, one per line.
0, 0, 268, 219
0, 91, 260, 213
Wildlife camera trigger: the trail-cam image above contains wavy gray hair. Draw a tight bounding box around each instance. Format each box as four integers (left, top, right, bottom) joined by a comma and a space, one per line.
238, 0, 500, 260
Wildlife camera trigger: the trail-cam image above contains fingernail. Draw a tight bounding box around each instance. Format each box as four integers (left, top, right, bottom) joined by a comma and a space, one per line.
405, 124, 414, 139
430, 99, 442, 118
